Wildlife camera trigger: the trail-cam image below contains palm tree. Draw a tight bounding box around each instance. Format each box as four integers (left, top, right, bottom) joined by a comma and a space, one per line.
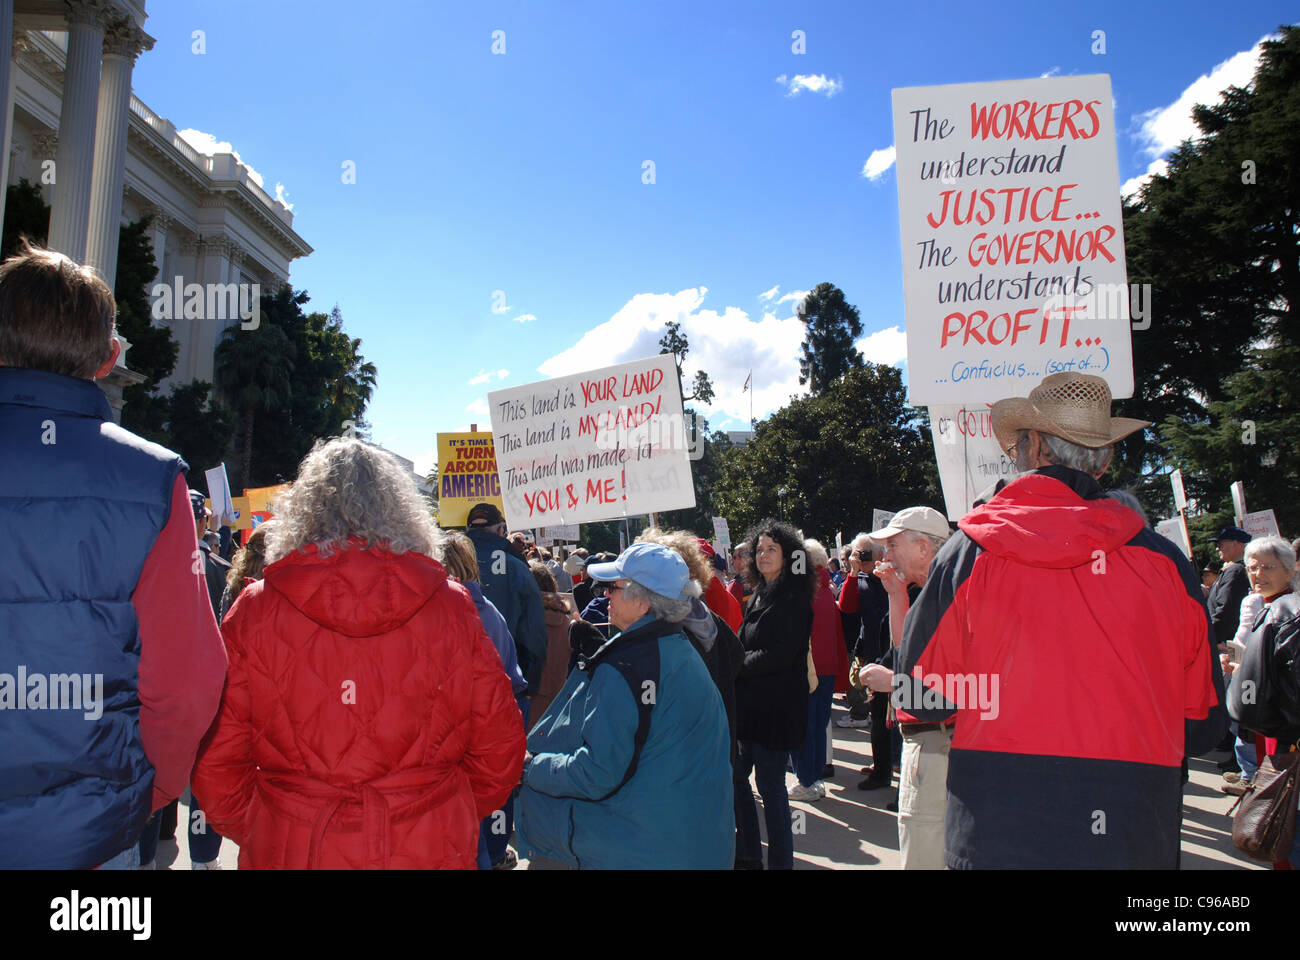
214, 323, 295, 488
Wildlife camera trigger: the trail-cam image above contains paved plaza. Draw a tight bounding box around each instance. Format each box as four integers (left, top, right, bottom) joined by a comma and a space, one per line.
158, 698, 1260, 871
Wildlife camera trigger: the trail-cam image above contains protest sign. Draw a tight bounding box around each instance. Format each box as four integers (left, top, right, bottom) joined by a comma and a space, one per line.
1241, 509, 1280, 540
1155, 517, 1191, 560
541, 523, 579, 542
712, 516, 731, 550
892, 74, 1134, 404
436, 432, 503, 527
205, 464, 234, 524
1230, 481, 1248, 524
487, 354, 695, 529
872, 509, 896, 533
929, 403, 1018, 520
1170, 469, 1186, 512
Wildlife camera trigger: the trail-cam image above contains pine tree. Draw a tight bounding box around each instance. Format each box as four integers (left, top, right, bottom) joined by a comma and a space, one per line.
797, 282, 864, 396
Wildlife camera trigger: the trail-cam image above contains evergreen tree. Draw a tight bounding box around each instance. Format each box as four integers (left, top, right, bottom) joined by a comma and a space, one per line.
797, 282, 864, 396
1119, 25, 1300, 535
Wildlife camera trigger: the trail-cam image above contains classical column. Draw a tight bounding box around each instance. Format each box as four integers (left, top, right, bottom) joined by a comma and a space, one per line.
47, 0, 107, 262
85, 18, 152, 283
145, 206, 172, 283
0, 0, 15, 232
178, 234, 204, 381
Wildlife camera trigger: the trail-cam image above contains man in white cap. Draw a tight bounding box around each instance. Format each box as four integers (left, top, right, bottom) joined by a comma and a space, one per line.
856, 506, 951, 867
894, 372, 1225, 869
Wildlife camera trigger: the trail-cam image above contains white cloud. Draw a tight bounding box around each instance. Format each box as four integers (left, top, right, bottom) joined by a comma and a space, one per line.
1123, 34, 1270, 197
465, 398, 489, 415
777, 289, 808, 307
412, 449, 439, 477
177, 127, 294, 210
513, 313, 536, 324
861, 145, 896, 181
496, 369, 510, 379
856, 325, 908, 367
757, 284, 780, 302
536, 287, 906, 432
779, 73, 843, 98
1040, 66, 1061, 78
469, 369, 492, 385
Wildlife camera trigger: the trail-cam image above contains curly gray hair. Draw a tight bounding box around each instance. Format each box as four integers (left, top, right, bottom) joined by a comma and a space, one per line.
266, 437, 445, 564
623, 578, 700, 624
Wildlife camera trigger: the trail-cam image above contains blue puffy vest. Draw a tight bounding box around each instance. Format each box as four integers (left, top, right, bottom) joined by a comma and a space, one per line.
0, 368, 185, 868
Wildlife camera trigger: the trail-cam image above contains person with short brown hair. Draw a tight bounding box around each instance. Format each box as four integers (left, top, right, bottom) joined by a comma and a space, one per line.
0, 243, 227, 869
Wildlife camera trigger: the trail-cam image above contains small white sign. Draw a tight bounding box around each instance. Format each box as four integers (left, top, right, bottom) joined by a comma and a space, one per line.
204, 463, 234, 525
1230, 481, 1248, 524
872, 509, 897, 534
1241, 509, 1280, 541
541, 523, 579, 542
1155, 517, 1191, 560
929, 403, 1018, 519
1170, 469, 1186, 512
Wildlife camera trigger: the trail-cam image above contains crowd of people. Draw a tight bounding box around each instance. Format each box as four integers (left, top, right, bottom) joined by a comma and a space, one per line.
3, 242, 1299, 871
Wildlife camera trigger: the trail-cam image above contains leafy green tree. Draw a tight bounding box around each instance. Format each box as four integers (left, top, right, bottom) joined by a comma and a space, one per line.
214, 321, 295, 489
1118, 25, 1300, 534
797, 282, 864, 396
713, 363, 938, 544
1, 179, 50, 258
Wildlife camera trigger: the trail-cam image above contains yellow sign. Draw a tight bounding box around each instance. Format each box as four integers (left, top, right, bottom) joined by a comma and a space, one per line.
244, 484, 290, 517
437, 432, 503, 527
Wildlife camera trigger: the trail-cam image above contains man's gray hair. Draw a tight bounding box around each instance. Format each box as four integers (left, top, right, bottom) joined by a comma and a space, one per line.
623, 578, 700, 624
902, 528, 948, 554
1017, 428, 1113, 476
1105, 489, 1148, 526
1244, 536, 1300, 591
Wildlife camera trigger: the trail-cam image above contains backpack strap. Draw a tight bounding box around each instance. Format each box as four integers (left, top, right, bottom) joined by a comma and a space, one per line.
579, 619, 679, 802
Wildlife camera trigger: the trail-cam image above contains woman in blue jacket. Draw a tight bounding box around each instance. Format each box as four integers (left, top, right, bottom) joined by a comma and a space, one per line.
516, 543, 734, 869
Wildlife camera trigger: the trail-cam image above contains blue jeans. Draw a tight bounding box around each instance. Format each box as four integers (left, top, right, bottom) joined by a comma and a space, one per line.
1235, 734, 1259, 783
188, 791, 223, 864
98, 845, 140, 869
479, 695, 528, 868
794, 678, 835, 786
734, 740, 794, 869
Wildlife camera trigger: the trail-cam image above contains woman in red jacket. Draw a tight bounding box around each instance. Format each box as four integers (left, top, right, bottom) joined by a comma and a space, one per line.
192, 438, 526, 869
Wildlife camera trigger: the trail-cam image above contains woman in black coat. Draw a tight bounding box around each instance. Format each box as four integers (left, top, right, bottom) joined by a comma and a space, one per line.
733, 519, 815, 870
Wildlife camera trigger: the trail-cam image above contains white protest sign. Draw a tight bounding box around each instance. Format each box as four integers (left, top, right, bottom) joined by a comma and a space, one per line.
1241, 509, 1280, 540
892, 74, 1134, 404
929, 403, 1018, 520
1155, 517, 1192, 560
541, 523, 579, 542
204, 463, 235, 524
872, 509, 896, 534
1170, 469, 1186, 512
712, 516, 731, 549
1230, 481, 1248, 524
487, 354, 695, 529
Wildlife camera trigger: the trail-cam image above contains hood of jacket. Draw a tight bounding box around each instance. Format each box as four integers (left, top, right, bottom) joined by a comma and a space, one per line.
264, 541, 446, 637
680, 597, 718, 651
958, 465, 1145, 569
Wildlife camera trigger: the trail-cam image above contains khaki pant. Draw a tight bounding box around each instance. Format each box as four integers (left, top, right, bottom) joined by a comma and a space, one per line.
897, 725, 954, 870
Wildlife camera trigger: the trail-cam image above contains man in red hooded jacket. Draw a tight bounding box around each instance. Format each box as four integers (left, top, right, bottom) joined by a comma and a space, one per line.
895, 373, 1225, 869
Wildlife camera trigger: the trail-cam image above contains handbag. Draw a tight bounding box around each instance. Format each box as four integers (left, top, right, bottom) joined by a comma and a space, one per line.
1228, 747, 1300, 862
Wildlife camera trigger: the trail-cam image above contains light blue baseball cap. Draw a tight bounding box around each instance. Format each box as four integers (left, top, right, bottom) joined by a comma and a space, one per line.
585, 542, 690, 598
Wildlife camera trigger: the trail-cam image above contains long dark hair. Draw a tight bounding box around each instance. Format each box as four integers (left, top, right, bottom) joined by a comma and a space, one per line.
745, 518, 815, 606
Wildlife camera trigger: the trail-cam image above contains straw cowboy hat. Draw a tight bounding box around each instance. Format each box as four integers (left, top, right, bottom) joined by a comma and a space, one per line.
990, 372, 1150, 454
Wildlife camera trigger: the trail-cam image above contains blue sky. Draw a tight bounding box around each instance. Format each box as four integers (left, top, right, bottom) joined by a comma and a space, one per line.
131, 1, 1297, 475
